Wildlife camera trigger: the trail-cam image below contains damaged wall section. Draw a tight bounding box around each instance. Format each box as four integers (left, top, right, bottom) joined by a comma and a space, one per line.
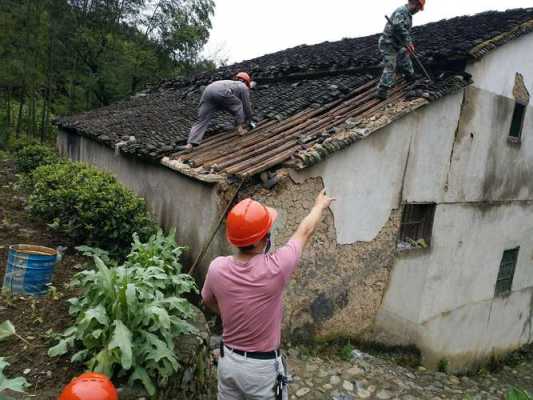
240, 177, 401, 342
248, 91, 465, 341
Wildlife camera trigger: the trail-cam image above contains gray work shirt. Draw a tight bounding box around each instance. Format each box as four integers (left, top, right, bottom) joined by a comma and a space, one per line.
203, 80, 253, 122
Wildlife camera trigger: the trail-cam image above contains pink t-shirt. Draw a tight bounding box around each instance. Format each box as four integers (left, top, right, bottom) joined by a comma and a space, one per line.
201, 239, 303, 352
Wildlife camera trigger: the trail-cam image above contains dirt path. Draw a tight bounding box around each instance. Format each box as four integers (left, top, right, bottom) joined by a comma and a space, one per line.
0, 154, 85, 399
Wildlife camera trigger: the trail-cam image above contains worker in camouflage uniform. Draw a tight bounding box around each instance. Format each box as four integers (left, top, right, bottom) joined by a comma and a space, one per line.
376, 0, 426, 100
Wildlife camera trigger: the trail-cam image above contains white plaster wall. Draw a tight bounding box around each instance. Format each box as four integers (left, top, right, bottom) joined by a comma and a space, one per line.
466, 34, 533, 98
57, 131, 228, 275
420, 203, 533, 322
419, 286, 533, 368
376, 36, 533, 367
378, 202, 533, 366
301, 93, 463, 244
445, 87, 533, 203
402, 93, 464, 203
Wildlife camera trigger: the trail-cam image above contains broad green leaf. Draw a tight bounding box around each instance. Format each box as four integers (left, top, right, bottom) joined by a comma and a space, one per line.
80, 304, 109, 328
0, 357, 29, 393
71, 350, 89, 363
0, 321, 16, 341
108, 320, 133, 370
506, 388, 532, 400
48, 339, 70, 357
0, 376, 29, 393
91, 349, 114, 377
94, 256, 114, 296
125, 284, 137, 309
129, 367, 156, 397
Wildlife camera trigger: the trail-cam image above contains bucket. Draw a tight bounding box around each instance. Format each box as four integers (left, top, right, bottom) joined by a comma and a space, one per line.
2, 245, 58, 296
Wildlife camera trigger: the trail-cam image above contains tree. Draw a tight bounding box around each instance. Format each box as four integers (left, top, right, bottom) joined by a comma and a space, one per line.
0, 0, 216, 144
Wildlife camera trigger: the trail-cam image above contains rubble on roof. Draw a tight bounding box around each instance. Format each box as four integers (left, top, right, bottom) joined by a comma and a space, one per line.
56, 8, 533, 181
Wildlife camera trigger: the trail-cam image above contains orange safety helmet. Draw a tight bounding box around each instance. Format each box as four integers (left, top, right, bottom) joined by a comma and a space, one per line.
226, 199, 278, 247
235, 72, 252, 88
58, 372, 118, 400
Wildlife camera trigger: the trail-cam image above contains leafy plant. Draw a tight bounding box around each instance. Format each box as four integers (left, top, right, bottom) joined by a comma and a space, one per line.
339, 342, 354, 362
14, 143, 63, 174
0, 321, 30, 399
27, 161, 156, 257
437, 358, 449, 373
506, 387, 533, 400
49, 230, 197, 396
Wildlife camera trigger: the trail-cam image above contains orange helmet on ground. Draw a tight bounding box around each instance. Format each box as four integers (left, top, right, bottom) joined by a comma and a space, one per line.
226, 199, 278, 247
416, 0, 425, 10
235, 72, 252, 88
59, 372, 118, 400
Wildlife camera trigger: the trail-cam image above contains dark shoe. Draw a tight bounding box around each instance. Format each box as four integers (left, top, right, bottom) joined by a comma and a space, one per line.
402, 72, 420, 83
175, 144, 194, 153
376, 87, 388, 100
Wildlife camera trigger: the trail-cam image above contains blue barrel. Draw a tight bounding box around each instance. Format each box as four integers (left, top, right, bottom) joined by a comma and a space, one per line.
2, 245, 58, 296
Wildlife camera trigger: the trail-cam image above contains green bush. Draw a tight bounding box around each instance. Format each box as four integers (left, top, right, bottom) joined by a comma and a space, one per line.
15, 143, 63, 174
49, 231, 197, 396
28, 162, 156, 256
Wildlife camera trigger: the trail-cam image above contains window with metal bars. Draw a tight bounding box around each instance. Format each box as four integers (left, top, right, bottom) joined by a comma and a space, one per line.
509, 102, 527, 142
495, 248, 519, 297
398, 204, 436, 249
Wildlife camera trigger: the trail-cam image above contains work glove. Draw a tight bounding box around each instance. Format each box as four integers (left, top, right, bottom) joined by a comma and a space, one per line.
249, 121, 257, 130
406, 43, 416, 55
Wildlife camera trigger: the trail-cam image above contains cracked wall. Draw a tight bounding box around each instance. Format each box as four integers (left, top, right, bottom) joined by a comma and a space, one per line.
239, 177, 401, 342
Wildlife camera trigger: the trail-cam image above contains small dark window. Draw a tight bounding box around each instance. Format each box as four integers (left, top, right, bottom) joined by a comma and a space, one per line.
495, 248, 519, 297
398, 203, 436, 249
509, 102, 527, 140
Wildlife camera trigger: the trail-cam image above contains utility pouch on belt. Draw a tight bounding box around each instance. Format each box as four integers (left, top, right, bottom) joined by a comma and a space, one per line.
273, 355, 288, 400
274, 373, 288, 400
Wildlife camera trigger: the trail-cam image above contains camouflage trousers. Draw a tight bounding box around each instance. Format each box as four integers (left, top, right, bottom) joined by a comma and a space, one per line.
378, 39, 414, 90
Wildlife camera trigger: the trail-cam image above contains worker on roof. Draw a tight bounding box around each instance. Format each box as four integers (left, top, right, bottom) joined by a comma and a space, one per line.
202, 190, 335, 400
59, 372, 118, 400
376, 0, 426, 100
176, 72, 256, 152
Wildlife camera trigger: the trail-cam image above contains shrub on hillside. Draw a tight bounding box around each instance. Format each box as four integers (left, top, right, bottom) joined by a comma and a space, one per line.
15, 143, 63, 174
28, 162, 156, 256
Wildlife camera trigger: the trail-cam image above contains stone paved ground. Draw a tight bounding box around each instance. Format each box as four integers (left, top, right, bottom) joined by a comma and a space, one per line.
284, 347, 533, 400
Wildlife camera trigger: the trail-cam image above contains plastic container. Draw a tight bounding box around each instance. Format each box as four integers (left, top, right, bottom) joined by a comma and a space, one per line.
2, 245, 58, 296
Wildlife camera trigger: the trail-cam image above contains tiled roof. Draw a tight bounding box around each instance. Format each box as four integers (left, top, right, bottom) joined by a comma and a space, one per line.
57, 8, 533, 182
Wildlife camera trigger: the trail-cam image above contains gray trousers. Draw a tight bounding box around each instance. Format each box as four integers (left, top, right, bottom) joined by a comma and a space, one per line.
218, 347, 288, 400
188, 87, 246, 145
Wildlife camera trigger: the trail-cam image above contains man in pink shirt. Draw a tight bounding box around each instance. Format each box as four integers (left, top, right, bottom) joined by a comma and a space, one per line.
202, 189, 335, 400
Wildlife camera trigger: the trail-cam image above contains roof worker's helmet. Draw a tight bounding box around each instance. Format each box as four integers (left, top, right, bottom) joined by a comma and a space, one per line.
59, 372, 118, 400
226, 199, 278, 247
415, 0, 425, 11
235, 72, 252, 88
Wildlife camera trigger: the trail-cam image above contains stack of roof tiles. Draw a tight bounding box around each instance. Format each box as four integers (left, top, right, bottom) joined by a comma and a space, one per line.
57, 8, 533, 178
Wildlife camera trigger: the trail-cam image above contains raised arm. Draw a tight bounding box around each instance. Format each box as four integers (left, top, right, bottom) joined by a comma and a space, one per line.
290, 189, 335, 248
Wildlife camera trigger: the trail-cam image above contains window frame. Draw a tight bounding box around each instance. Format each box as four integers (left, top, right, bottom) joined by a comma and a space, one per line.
398, 203, 436, 251
508, 101, 527, 144
494, 247, 520, 298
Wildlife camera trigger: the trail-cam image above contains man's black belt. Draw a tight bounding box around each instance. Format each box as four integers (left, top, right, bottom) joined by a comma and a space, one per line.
221, 342, 280, 360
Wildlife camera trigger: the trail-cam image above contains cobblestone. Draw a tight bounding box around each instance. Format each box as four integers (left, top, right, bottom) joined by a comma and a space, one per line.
285, 348, 533, 400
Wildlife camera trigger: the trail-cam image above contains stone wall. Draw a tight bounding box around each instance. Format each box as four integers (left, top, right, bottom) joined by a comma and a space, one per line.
239, 175, 401, 342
